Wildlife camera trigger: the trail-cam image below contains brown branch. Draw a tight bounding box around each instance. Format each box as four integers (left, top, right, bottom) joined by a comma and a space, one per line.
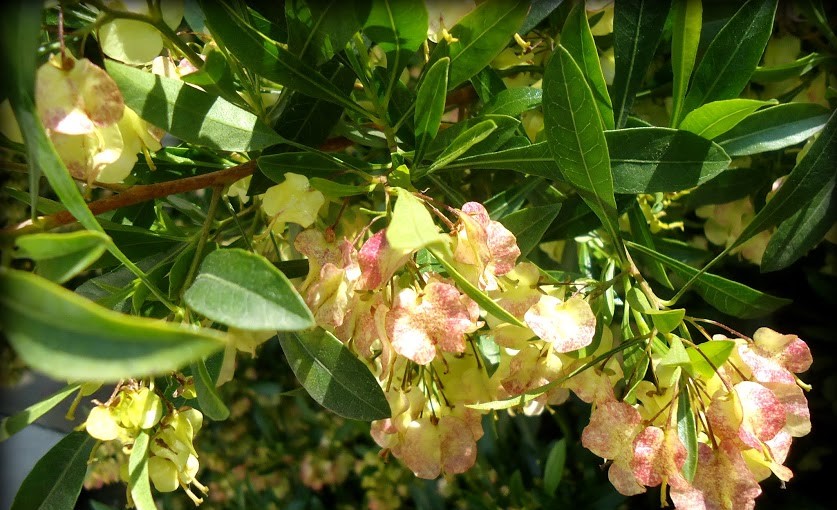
3, 160, 258, 237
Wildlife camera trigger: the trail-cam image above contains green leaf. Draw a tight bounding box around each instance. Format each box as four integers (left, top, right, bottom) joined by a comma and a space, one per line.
732, 110, 837, 250
543, 46, 620, 246
761, 177, 836, 272
192, 358, 230, 421
285, 0, 371, 65
434, 0, 530, 90
659, 335, 691, 368
258, 152, 368, 181
481, 88, 542, 117
687, 340, 735, 379
427, 247, 526, 329
670, 0, 702, 126
364, 0, 428, 97
679, 99, 777, 139
414, 57, 450, 164
128, 431, 156, 510
425, 115, 520, 160
752, 52, 833, 83
715, 103, 831, 156
106, 61, 281, 152
681, 0, 778, 116
184, 248, 314, 331
0, 384, 80, 442
386, 188, 445, 251
278, 329, 390, 420
686, 167, 766, 207
611, 0, 672, 128
425, 120, 497, 175
677, 378, 698, 482
627, 200, 673, 289
520, 0, 563, 34
646, 309, 686, 334
498, 204, 562, 258
561, 2, 614, 129
200, 1, 364, 117
543, 438, 568, 496
309, 178, 377, 198
626, 242, 791, 318
10, 431, 95, 510
14, 231, 109, 284
0, 268, 225, 382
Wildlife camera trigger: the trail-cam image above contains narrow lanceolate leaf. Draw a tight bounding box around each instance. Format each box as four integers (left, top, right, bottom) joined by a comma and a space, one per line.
732, 110, 837, 250
286, 0, 371, 65
677, 378, 698, 482
107, 61, 281, 152
14, 231, 109, 284
670, 0, 701, 126
715, 103, 831, 156
627, 201, 673, 289
445, 128, 730, 193
544, 46, 620, 247
0, 384, 80, 442
128, 431, 156, 510
278, 329, 390, 421
436, 0, 530, 90
10, 432, 95, 510
626, 242, 791, 318
680, 0, 778, 117
425, 120, 497, 175
761, 178, 836, 272
481, 88, 543, 117
414, 57, 450, 164
679, 99, 777, 140
184, 249, 314, 331
0, 269, 226, 382
200, 1, 363, 117
561, 2, 614, 129
498, 204, 562, 258
611, 0, 672, 128
364, 0, 428, 98
543, 438, 568, 496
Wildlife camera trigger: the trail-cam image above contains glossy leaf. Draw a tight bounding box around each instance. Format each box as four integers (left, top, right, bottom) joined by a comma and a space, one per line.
680, 99, 777, 140
761, 177, 836, 272
611, 0, 672, 128
751, 52, 833, 83
364, 0, 428, 99
128, 431, 155, 510
626, 242, 791, 318
414, 57, 450, 164
715, 103, 830, 156
677, 377, 698, 482
436, 0, 530, 90
386, 187, 445, 251
309, 178, 377, 198
200, 1, 363, 117
686, 167, 766, 207
10, 431, 95, 510
498, 203, 562, 258
192, 359, 230, 421
543, 45, 619, 246
426, 115, 519, 160
481, 87, 543, 117
258, 152, 367, 181
0, 269, 225, 381
427, 246, 526, 328
15, 231, 108, 283
543, 438, 568, 496
680, 0, 778, 116
107, 61, 281, 152
278, 329, 390, 420
561, 2, 614, 129
425, 120, 497, 174
627, 202, 673, 289
732, 110, 836, 250
184, 248, 314, 331
0, 383, 80, 442
670, 0, 702, 126
646, 309, 686, 334
520, 0, 564, 34
285, 0, 371, 65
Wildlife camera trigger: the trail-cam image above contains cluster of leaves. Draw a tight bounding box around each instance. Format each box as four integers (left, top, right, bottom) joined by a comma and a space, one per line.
0, 0, 835, 509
